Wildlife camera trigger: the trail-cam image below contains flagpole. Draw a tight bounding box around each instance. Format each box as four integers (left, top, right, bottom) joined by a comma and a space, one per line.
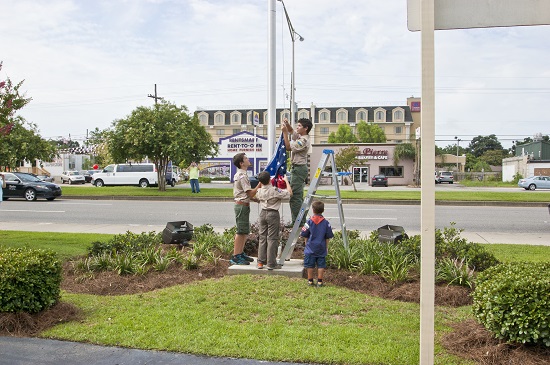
254, 125, 257, 175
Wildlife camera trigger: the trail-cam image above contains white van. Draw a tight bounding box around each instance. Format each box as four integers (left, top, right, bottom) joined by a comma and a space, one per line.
92, 163, 158, 188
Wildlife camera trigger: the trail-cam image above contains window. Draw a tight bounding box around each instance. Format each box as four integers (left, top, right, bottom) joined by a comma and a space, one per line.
337, 110, 347, 123
320, 127, 329, 135
298, 111, 309, 119
357, 110, 367, 122
199, 113, 209, 125
233, 129, 240, 134
394, 110, 403, 121
319, 111, 329, 122
263, 112, 268, 125
216, 129, 225, 136
380, 166, 403, 177
376, 110, 385, 121
231, 112, 241, 125
279, 111, 289, 124
215, 113, 225, 126
394, 126, 402, 134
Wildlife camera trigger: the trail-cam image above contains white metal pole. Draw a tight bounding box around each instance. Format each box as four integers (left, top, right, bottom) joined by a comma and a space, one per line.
254, 126, 257, 175
268, 0, 277, 158
420, 0, 436, 364
291, 38, 295, 127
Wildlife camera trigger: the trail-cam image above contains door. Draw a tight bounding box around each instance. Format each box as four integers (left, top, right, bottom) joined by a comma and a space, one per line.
353, 167, 369, 184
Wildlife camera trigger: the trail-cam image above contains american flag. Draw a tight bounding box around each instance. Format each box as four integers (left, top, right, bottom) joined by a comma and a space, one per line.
263, 132, 287, 182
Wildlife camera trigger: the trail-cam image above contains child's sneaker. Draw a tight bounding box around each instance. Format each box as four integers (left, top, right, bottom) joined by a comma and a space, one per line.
266, 264, 282, 270
229, 255, 250, 265
307, 280, 314, 287
317, 281, 324, 287
240, 253, 254, 262
256, 262, 264, 269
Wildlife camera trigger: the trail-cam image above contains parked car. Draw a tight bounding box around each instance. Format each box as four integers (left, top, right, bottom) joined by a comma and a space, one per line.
371, 174, 388, 187
36, 174, 55, 182
81, 170, 96, 183
436, 171, 454, 184
60, 171, 86, 184
2, 172, 62, 201
518, 176, 550, 190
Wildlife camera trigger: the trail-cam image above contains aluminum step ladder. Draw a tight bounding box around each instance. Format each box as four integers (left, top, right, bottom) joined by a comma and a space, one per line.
278, 149, 349, 265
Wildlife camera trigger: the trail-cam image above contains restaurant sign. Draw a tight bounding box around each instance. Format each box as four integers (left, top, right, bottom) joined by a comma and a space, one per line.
356, 147, 389, 160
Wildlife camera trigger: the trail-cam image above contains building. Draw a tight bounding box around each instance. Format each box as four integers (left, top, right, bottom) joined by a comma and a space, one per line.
196, 97, 421, 145
502, 139, 550, 181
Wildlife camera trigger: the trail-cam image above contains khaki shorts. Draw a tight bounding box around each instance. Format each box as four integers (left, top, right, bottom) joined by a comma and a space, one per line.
234, 204, 251, 235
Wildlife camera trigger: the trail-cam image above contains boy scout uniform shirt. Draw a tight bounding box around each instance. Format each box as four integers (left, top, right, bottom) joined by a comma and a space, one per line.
256, 184, 290, 211
233, 168, 252, 203
290, 132, 310, 165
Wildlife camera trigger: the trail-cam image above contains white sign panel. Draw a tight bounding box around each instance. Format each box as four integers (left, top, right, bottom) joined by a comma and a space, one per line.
218, 132, 268, 158
408, 0, 550, 31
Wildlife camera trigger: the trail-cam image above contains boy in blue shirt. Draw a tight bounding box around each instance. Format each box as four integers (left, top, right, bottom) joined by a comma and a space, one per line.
300, 200, 334, 287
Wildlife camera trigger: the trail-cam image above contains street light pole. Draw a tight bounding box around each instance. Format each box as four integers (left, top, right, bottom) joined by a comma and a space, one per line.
278, 0, 303, 127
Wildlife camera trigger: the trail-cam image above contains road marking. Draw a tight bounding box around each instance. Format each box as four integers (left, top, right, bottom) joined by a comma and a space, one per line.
2, 210, 65, 213
326, 216, 397, 220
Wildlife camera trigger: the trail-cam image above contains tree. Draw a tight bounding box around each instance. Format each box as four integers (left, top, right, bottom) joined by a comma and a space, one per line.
468, 135, 504, 158
327, 124, 357, 143
356, 121, 386, 143
334, 146, 359, 192
479, 149, 508, 166
0, 62, 57, 170
107, 101, 218, 191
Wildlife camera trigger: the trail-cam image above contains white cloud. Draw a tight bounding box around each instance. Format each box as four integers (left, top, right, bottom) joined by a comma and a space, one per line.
1, 0, 549, 147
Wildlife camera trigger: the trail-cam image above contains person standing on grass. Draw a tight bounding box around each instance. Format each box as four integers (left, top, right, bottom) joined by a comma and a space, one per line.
0, 172, 5, 205
282, 117, 312, 227
300, 200, 334, 287
231, 153, 260, 265
189, 162, 200, 193
255, 170, 292, 270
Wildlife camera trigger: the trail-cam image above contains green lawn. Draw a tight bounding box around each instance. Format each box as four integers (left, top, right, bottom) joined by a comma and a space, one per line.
3, 230, 549, 365
60, 185, 550, 202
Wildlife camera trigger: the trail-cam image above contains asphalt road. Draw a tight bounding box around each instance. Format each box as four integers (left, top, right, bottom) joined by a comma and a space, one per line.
1, 197, 549, 245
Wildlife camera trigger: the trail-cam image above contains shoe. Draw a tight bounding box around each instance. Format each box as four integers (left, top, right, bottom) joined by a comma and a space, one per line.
317, 281, 324, 287
256, 262, 264, 269
308, 280, 314, 287
229, 255, 250, 265
240, 253, 254, 262
266, 264, 282, 270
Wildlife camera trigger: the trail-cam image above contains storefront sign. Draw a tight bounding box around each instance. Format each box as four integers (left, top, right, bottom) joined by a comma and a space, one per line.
357, 147, 389, 160
219, 132, 268, 157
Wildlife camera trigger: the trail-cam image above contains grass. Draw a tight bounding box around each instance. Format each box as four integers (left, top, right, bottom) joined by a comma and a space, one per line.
3, 230, 548, 364
481, 243, 550, 263
0, 231, 112, 260
43, 276, 468, 365
60, 185, 550, 202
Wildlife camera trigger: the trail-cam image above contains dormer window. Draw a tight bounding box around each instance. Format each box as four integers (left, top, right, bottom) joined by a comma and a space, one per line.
356, 109, 367, 122
393, 109, 404, 122
230, 112, 241, 125
375, 109, 386, 122
214, 112, 225, 126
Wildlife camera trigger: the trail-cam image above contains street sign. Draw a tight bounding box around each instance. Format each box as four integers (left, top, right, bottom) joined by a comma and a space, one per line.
407, 0, 550, 31
253, 111, 260, 126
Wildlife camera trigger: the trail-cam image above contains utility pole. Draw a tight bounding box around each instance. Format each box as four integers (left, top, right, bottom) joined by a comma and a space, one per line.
147, 84, 164, 104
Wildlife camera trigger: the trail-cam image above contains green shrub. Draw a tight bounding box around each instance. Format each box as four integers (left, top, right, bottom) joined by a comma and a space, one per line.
472, 262, 550, 347
436, 258, 475, 288
0, 247, 62, 313
88, 231, 161, 256
198, 176, 212, 183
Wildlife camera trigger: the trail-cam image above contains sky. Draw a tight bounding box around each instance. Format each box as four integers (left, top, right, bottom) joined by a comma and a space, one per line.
1, 0, 550, 149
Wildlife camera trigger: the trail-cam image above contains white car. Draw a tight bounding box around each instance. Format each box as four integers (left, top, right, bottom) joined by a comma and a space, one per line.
518, 176, 550, 191
60, 171, 86, 184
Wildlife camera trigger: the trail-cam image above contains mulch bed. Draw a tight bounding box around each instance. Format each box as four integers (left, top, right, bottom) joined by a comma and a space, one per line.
2, 259, 548, 364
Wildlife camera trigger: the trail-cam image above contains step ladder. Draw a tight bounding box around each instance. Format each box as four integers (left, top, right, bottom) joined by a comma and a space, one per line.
278, 149, 349, 265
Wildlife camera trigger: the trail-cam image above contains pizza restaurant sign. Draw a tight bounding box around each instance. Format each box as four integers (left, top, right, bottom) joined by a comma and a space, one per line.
219, 132, 268, 157
356, 147, 389, 160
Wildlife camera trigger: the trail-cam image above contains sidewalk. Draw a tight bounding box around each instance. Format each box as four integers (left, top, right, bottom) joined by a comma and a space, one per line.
0, 337, 306, 365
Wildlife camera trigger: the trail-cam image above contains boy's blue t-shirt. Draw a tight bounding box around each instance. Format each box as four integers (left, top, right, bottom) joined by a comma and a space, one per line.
300, 215, 334, 257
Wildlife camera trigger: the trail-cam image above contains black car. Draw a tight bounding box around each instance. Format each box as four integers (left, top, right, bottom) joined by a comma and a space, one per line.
81, 170, 96, 183
371, 174, 388, 187
2, 172, 62, 201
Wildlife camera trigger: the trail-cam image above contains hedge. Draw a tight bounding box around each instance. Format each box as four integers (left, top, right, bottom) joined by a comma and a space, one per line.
0, 247, 62, 313
472, 262, 550, 347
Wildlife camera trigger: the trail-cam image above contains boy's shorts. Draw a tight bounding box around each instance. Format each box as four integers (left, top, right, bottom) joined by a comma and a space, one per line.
234, 204, 251, 235
303, 255, 326, 269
